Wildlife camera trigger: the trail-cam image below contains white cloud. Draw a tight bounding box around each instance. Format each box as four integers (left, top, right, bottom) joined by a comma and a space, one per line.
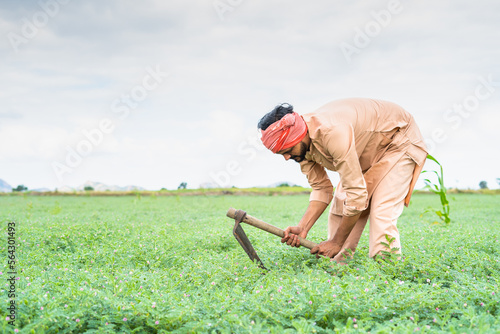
0, 124, 68, 160
1, 0, 499, 189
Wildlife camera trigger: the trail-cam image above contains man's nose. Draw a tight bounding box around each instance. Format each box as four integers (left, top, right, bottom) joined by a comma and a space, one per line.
283, 154, 291, 161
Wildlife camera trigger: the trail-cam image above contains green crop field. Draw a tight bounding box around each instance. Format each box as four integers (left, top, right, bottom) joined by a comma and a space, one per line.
1, 193, 499, 333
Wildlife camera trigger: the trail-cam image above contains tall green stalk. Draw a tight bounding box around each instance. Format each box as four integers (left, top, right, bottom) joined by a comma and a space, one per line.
422, 154, 451, 224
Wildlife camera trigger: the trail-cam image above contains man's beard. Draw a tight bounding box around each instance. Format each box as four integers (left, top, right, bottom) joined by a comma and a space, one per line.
290, 142, 308, 163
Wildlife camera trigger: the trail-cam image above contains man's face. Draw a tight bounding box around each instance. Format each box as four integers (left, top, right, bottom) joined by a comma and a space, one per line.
277, 142, 308, 163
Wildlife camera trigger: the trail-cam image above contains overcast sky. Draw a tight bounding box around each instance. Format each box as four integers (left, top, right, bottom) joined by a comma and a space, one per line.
1, 0, 499, 190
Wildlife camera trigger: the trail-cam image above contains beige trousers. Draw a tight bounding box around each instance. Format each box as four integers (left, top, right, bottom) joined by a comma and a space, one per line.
328, 154, 416, 262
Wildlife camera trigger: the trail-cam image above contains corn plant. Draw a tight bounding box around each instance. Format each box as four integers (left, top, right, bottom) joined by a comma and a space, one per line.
422, 154, 451, 224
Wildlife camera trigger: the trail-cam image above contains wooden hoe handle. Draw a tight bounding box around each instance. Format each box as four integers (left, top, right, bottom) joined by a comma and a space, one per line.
226, 207, 318, 250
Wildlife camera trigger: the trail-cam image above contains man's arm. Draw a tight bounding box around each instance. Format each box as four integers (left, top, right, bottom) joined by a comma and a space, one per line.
281, 200, 328, 247
310, 212, 361, 257
282, 160, 333, 248
311, 124, 368, 258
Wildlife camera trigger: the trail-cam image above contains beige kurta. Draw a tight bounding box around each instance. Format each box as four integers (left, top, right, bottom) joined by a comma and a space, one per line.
299, 98, 428, 216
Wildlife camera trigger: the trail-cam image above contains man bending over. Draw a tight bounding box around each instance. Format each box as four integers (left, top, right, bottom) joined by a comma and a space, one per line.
258, 98, 427, 261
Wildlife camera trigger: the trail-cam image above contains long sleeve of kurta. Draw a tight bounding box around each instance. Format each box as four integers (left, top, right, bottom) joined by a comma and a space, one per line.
323, 123, 368, 216
299, 161, 334, 205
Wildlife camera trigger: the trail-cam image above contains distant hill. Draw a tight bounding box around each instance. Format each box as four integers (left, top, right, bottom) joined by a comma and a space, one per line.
56, 185, 75, 193
199, 182, 219, 189
0, 179, 12, 193
31, 188, 51, 193
75, 180, 145, 192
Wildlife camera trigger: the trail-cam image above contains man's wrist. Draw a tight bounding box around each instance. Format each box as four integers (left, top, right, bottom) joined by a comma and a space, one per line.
328, 240, 342, 255
297, 223, 309, 236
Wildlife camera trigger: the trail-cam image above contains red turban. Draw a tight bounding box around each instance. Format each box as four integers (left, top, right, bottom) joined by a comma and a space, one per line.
261, 112, 308, 153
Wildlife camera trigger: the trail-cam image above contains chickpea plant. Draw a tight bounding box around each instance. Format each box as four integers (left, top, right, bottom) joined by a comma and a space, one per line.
1, 193, 499, 333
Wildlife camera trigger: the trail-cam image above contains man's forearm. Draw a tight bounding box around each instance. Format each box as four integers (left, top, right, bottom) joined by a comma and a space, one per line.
298, 200, 328, 235
330, 213, 361, 246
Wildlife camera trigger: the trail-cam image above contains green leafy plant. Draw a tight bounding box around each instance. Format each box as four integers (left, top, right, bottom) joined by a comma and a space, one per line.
422, 154, 451, 224
26, 201, 33, 219
3, 193, 499, 333
49, 201, 62, 215
380, 234, 400, 257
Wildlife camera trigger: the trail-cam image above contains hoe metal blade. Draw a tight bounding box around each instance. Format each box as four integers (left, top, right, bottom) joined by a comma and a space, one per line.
232, 210, 267, 270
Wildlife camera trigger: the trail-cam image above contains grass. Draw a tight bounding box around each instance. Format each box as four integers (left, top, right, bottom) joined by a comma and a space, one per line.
0, 193, 499, 333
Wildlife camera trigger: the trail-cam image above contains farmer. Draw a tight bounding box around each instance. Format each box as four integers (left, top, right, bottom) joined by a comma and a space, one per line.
258, 98, 427, 262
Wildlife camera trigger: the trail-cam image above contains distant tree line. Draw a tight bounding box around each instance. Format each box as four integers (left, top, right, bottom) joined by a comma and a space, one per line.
13, 185, 28, 192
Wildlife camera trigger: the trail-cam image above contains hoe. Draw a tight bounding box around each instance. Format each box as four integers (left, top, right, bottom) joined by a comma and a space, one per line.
226, 208, 318, 270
